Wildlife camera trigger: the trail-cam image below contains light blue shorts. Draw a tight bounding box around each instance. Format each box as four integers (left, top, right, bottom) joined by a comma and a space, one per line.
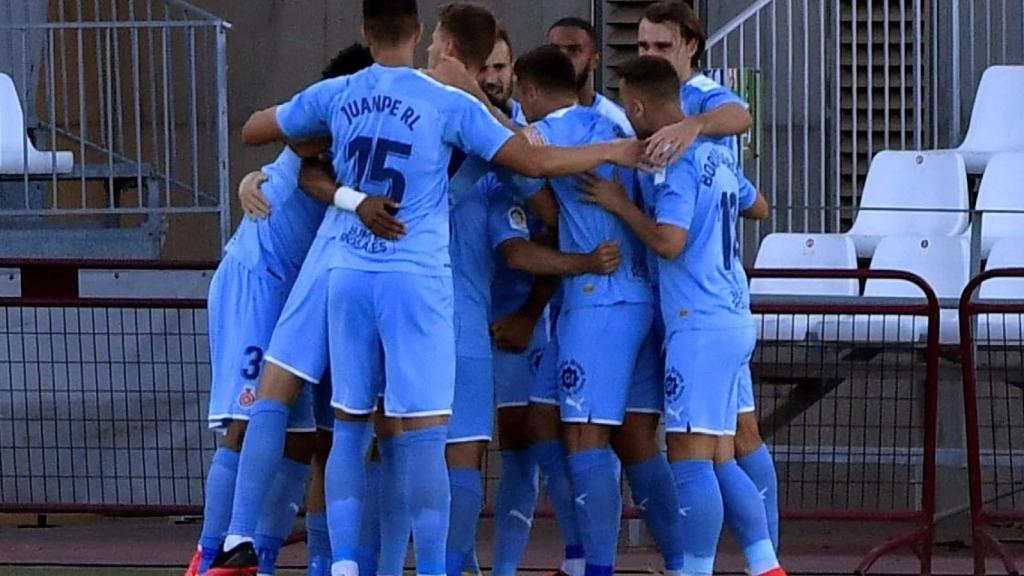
737, 365, 756, 414
207, 253, 315, 432
264, 236, 331, 385
663, 324, 757, 436
556, 303, 655, 426
448, 355, 495, 443
314, 373, 335, 431
530, 322, 560, 406
327, 269, 456, 417
494, 318, 549, 409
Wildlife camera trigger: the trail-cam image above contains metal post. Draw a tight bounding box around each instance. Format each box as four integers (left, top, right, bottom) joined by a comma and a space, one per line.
951, 0, 962, 145
216, 24, 230, 249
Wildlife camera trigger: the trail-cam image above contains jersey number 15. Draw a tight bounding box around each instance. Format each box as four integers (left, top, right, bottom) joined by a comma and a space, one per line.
347, 136, 412, 203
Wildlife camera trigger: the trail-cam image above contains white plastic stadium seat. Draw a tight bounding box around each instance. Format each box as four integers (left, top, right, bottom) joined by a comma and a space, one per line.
968, 153, 1024, 259
0, 72, 73, 174
976, 239, 1024, 343
956, 66, 1024, 174
814, 236, 969, 344
751, 233, 859, 341
846, 151, 968, 258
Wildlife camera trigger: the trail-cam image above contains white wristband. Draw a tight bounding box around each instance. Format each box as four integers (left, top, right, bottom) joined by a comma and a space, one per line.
333, 186, 367, 212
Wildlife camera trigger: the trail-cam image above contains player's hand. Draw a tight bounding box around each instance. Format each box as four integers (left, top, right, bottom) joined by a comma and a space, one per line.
579, 171, 630, 215
646, 117, 702, 166
239, 170, 270, 219
585, 241, 621, 275
490, 313, 538, 353
428, 55, 477, 95
356, 196, 406, 241
604, 138, 645, 169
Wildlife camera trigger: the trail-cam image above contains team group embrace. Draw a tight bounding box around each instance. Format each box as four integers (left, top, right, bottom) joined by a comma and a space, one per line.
188, 2, 784, 576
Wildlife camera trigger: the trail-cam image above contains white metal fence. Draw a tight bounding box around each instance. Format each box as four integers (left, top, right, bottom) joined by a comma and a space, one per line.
0, 0, 230, 247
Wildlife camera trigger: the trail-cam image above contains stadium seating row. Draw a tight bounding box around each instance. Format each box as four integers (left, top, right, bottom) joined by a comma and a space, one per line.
752, 233, 1023, 344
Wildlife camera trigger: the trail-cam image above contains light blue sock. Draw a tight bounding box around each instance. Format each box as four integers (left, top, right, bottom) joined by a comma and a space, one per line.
492, 449, 538, 576
356, 461, 382, 576
737, 445, 780, 552
400, 426, 451, 576
227, 400, 290, 540
446, 468, 483, 576
378, 437, 410, 576
625, 455, 685, 572
529, 440, 584, 557
717, 460, 780, 575
671, 460, 723, 576
325, 420, 373, 567
199, 447, 239, 573
567, 448, 621, 575
255, 456, 311, 575
306, 512, 331, 576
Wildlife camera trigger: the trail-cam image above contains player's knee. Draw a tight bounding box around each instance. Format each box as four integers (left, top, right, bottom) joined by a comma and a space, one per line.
258, 363, 306, 405
446, 441, 487, 469
713, 434, 736, 465
526, 403, 561, 443
284, 431, 316, 463
563, 423, 612, 454
734, 412, 763, 458
401, 414, 448, 432
610, 413, 661, 466
221, 420, 247, 451
497, 406, 532, 450
666, 432, 717, 462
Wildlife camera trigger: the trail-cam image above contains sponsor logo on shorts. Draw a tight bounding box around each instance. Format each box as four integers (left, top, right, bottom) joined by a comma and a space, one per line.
559, 359, 586, 395
238, 386, 256, 408
664, 367, 684, 402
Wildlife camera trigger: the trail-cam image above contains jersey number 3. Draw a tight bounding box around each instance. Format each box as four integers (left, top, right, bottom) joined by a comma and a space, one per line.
347, 136, 413, 203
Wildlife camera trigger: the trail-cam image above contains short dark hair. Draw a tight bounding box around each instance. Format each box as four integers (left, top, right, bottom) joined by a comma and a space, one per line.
438, 3, 498, 71
644, 1, 706, 68
514, 44, 578, 96
322, 43, 375, 79
548, 16, 599, 52
362, 0, 420, 47
616, 55, 681, 104
496, 24, 512, 56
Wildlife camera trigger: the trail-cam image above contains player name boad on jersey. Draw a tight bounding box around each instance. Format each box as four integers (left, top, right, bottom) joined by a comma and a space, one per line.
340, 94, 422, 132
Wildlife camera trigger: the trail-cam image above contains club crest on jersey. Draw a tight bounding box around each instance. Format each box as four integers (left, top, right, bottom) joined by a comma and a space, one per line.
238, 387, 256, 408
523, 125, 547, 147
559, 360, 586, 394
508, 206, 529, 232
664, 368, 684, 401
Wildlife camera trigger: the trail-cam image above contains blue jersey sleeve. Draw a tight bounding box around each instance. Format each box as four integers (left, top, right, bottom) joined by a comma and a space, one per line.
699, 86, 745, 114
654, 160, 699, 230
443, 90, 515, 162
488, 190, 531, 250
737, 170, 758, 211
275, 77, 349, 139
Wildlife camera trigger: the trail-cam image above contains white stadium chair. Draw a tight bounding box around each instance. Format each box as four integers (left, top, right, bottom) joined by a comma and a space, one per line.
0, 72, 73, 174
814, 235, 969, 344
751, 233, 859, 341
847, 151, 969, 258
976, 238, 1024, 343
969, 152, 1024, 259
955, 65, 1024, 174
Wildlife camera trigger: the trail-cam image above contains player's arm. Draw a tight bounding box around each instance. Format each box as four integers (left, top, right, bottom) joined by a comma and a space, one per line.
492, 132, 643, 178
580, 171, 687, 260
301, 156, 406, 240
736, 171, 770, 220
646, 103, 752, 165
241, 106, 285, 146
743, 194, 770, 220
499, 236, 621, 277
490, 274, 557, 353
238, 170, 270, 219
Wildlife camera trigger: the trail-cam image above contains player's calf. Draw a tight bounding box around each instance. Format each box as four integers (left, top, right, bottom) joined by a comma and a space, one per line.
734, 412, 780, 553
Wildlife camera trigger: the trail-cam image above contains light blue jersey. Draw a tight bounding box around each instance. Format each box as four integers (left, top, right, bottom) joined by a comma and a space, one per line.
641, 137, 757, 333
451, 175, 499, 358
590, 93, 635, 137
275, 64, 515, 276
520, 105, 651, 311
681, 73, 746, 152
224, 148, 327, 285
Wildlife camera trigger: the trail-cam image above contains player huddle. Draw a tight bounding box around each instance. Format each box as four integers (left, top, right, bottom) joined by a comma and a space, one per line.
187, 2, 782, 576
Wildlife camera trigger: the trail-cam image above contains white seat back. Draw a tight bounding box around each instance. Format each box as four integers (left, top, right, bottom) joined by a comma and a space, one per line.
980, 238, 1024, 299
0, 72, 73, 174
976, 153, 1024, 257
957, 66, 1024, 173
849, 151, 969, 243
751, 233, 859, 296
865, 235, 970, 300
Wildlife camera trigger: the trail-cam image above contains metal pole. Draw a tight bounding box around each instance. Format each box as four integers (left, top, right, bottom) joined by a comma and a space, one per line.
951, 0, 961, 145
216, 24, 230, 249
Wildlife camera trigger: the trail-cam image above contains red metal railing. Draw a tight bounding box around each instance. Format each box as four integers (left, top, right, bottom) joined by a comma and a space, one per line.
959, 267, 1024, 576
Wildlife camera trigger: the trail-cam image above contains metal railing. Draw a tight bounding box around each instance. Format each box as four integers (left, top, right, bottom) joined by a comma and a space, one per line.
959, 267, 1024, 576
703, 0, 1024, 245
0, 0, 231, 247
